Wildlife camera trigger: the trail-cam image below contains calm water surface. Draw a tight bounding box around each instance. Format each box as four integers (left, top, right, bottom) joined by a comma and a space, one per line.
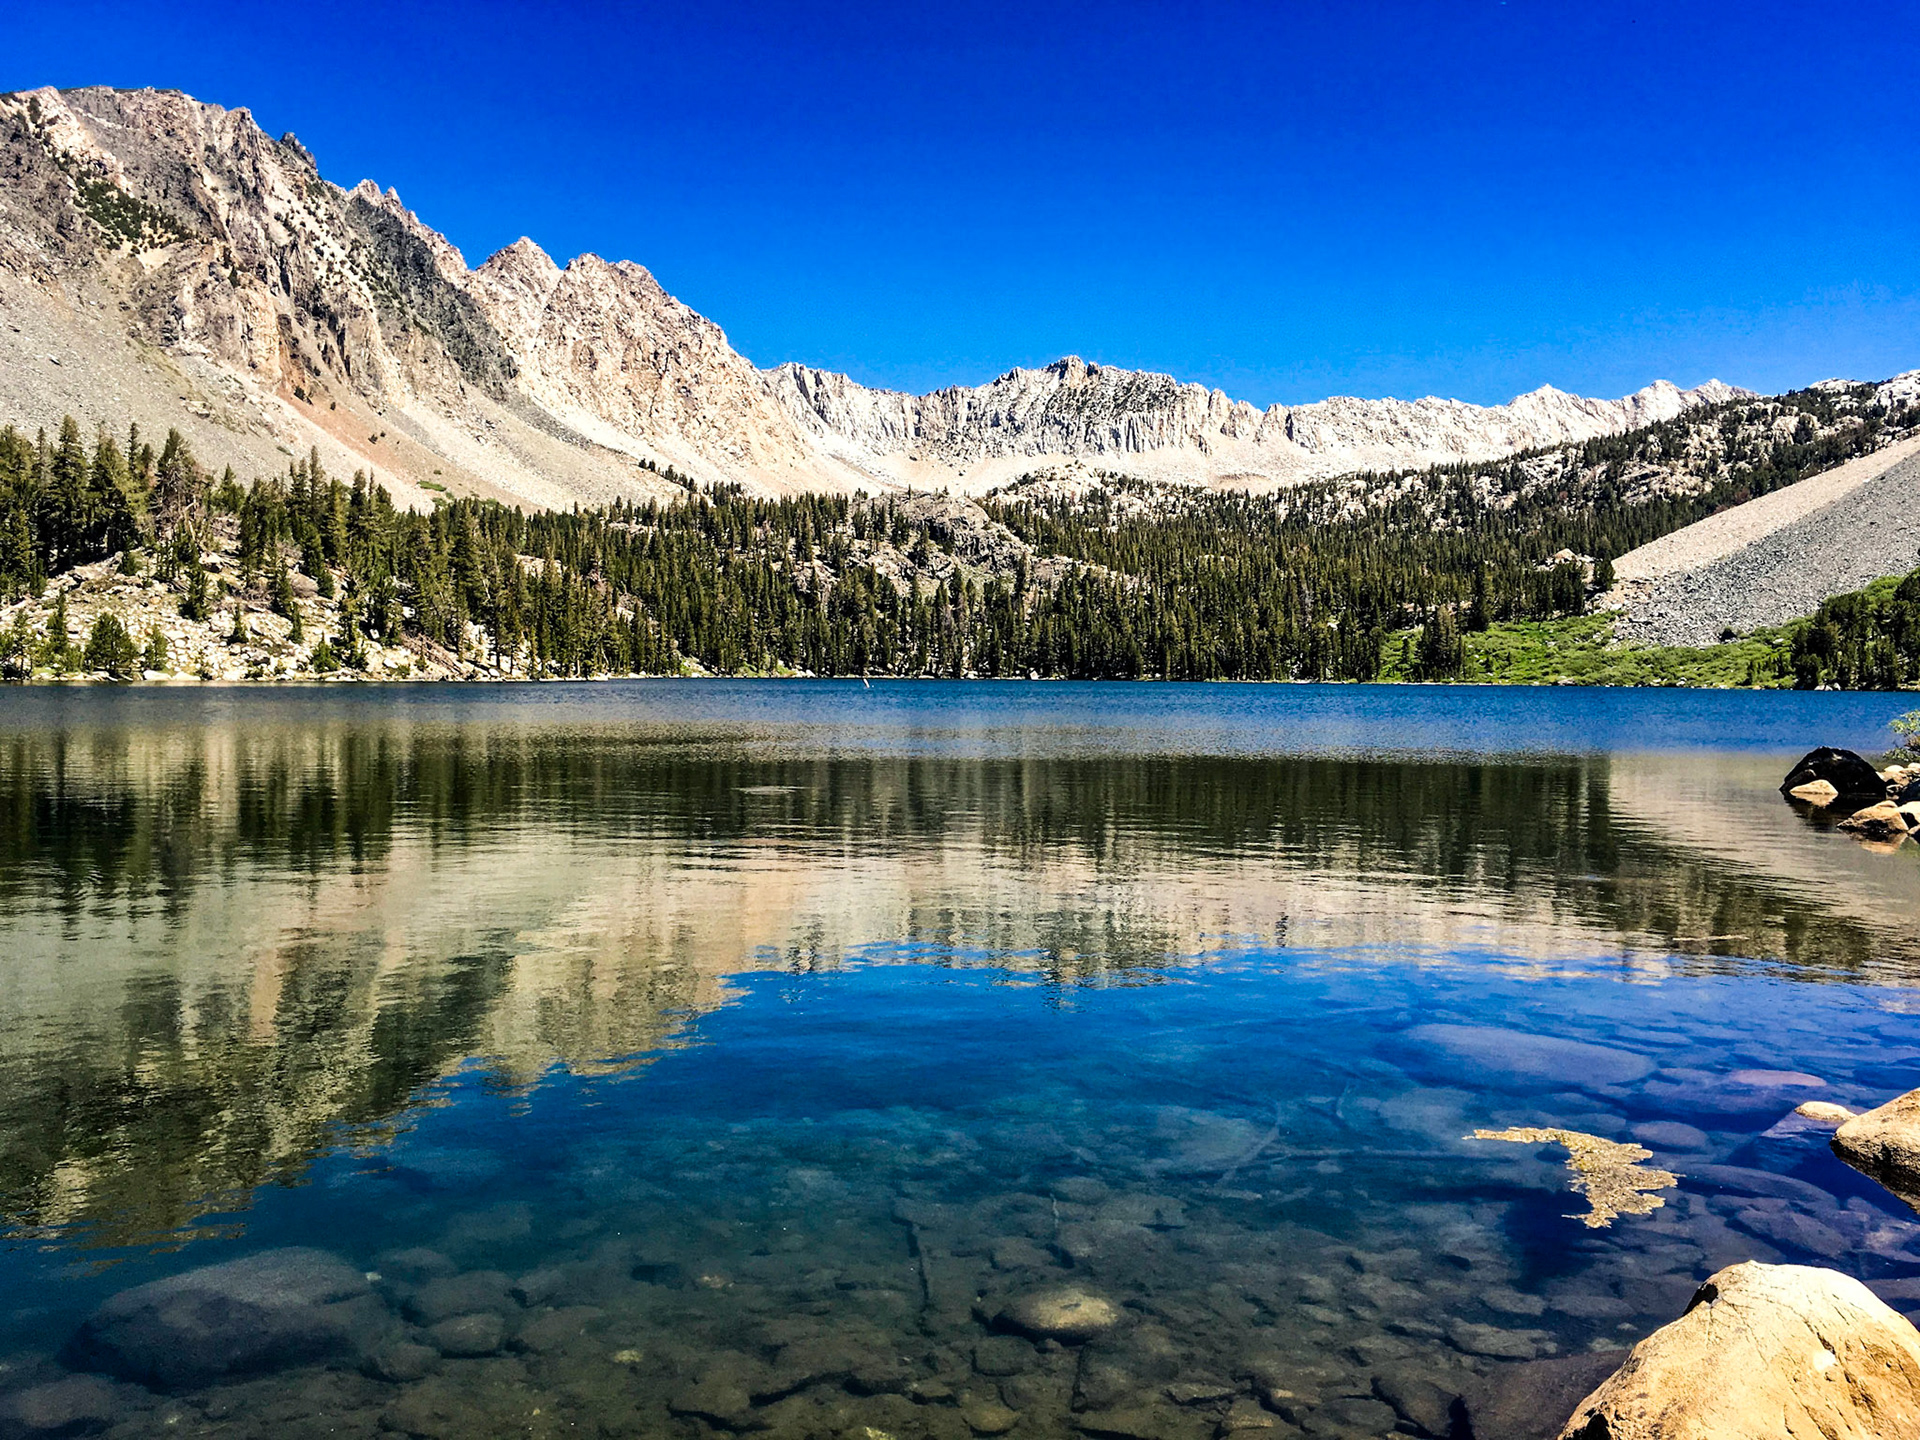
4, 682, 1920, 1439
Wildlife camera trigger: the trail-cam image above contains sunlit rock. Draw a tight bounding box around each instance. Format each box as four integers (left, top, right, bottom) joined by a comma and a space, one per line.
1832, 1088, 1920, 1213
1556, 1262, 1920, 1439
993, 1285, 1120, 1343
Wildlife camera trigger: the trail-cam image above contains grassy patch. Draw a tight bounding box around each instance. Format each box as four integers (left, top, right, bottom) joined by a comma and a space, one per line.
1378, 613, 1799, 687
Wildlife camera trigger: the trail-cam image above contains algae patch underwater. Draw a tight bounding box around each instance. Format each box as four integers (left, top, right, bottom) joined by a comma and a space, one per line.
1468, 1127, 1680, 1228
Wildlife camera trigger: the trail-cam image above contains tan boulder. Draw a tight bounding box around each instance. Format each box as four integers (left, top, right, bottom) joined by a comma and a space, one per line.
1557, 1262, 1920, 1439
1833, 1088, 1920, 1212
1837, 799, 1909, 839
1793, 1100, 1859, 1127
1787, 778, 1839, 804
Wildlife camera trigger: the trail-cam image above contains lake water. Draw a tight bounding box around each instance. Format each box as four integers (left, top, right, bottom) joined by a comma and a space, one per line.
4, 681, 1920, 1440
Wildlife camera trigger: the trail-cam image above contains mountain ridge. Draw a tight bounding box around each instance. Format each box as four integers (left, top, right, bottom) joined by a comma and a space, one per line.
0, 83, 1751, 509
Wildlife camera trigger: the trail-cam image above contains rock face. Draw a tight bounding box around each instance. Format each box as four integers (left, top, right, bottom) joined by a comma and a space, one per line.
1555, 1262, 1920, 1439
1832, 1088, 1920, 1212
767, 356, 1737, 492
0, 83, 1736, 506
61, 1247, 394, 1390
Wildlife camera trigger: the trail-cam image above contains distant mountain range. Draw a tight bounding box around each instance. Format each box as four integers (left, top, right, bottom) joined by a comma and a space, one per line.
0, 85, 1748, 509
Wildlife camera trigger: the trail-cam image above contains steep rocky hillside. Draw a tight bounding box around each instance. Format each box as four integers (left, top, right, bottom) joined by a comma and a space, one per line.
0, 84, 1737, 509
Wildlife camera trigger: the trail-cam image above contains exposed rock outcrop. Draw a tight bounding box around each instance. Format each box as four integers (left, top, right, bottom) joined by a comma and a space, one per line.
1780, 747, 1887, 803
1555, 1262, 1920, 1439
1832, 1088, 1920, 1213
0, 83, 1740, 508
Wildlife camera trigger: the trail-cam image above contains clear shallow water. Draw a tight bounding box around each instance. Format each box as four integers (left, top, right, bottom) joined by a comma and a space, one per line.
3, 681, 1920, 1439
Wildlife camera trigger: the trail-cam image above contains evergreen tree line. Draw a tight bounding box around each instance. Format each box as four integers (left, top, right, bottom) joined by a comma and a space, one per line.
0, 385, 1914, 684
1789, 570, 1920, 691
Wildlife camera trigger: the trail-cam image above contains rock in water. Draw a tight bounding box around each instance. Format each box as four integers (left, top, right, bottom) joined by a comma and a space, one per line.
61, 1247, 392, 1390
993, 1286, 1120, 1343
1455, 1353, 1625, 1440
1402, 1024, 1653, 1090
1793, 1100, 1858, 1127
1838, 800, 1911, 840
1555, 1262, 1920, 1439
1779, 747, 1886, 802
1787, 778, 1840, 804
1832, 1088, 1920, 1213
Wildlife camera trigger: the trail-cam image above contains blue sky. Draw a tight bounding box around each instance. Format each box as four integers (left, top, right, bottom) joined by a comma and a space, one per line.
7, 1, 1917, 405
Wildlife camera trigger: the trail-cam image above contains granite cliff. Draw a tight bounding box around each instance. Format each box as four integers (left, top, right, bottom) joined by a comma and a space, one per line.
0, 84, 1741, 509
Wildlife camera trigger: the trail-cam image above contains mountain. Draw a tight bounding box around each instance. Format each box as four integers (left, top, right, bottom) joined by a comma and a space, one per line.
0, 85, 1744, 509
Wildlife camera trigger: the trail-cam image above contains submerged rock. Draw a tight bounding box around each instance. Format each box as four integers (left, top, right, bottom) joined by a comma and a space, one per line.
0, 1375, 129, 1438
994, 1286, 1120, 1344
1454, 1353, 1624, 1440
61, 1247, 392, 1391
1832, 1088, 1920, 1212
1403, 1025, 1653, 1090
1556, 1262, 1920, 1439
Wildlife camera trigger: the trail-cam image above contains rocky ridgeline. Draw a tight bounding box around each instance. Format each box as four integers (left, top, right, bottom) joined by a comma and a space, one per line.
1, 84, 1738, 509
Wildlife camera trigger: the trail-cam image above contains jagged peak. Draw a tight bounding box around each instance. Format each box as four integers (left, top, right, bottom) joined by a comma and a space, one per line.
482, 236, 561, 276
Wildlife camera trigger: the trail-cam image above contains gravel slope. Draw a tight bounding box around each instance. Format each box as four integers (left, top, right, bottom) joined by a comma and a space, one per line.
1608, 439, 1920, 646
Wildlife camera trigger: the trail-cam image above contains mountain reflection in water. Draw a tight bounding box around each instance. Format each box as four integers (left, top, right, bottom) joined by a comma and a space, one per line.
1, 683, 1918, 1440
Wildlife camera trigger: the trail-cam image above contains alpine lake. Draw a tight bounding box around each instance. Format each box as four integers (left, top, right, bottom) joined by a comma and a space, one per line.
4, 681, 1920, 1440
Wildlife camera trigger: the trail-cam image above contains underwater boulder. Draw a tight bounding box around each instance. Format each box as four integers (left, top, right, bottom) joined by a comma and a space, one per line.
60, 1247, 393, 1391
1400, 1024, 1653, 1091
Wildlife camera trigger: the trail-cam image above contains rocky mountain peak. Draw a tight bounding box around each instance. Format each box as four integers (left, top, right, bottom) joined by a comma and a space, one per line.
0, 82, 1782, 506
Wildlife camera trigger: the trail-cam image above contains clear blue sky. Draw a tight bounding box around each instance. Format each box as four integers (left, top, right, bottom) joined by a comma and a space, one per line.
7, 1, 1917, 405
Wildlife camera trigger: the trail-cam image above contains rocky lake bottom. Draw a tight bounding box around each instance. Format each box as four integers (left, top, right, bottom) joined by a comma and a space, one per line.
4, 681, 1920, 1439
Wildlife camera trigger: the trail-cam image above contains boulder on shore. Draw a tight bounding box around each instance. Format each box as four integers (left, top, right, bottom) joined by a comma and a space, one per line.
1837, 799, 1912, 840
1555, 1261, 1920, 1439
1787, 778, 1840, 804
61, 1247, 394, 1391
1780, 747, 1885, 802
1832, 1088, 1920, 1213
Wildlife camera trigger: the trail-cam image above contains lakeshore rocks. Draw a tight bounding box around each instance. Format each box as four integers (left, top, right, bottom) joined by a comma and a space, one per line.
1555, 1262, 1920, 1439
1832, 1088, 1920, 1212
1838, 799, 1910, 840
1787, 777, 1840, 804
61, 1247, 392, 1390
1780, 747, 1886, 803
